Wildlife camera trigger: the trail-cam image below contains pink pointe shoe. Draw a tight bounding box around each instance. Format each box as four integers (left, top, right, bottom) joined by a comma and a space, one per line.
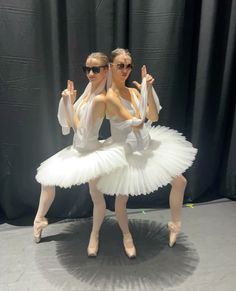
123, 233, 136, 259
87, 233, 99, 257
33, 217, 48, 243
168, 221, 181, 247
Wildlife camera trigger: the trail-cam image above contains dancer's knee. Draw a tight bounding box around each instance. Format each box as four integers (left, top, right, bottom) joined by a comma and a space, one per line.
89, 185, 104, 205
115, 194, 129, 207
41, 185, 55, 195
171, 175, 187, 189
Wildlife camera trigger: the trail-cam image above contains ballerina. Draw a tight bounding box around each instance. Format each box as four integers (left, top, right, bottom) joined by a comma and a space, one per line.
33, 52, 127, 257
97, 48, 197, 257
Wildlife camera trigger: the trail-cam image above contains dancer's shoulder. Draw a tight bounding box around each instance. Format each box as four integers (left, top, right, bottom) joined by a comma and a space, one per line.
93, 91, 106, 104
106, 88, 120, 103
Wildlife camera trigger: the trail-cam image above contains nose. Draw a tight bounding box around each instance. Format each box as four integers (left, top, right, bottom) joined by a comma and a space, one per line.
122, 67, 129, 74
88, 70, 95, 76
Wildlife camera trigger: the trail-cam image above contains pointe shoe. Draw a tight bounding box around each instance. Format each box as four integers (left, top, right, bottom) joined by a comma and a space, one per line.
33, 218, 48, 243
123, 233, 136, 259
168, 221, 181, 247
87, 233, 99, 257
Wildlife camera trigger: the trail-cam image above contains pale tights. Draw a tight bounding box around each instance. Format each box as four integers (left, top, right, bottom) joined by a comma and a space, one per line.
34, 185, 55, 222
90, 174, 187, 239
35, 175, 186, 230
89, 179, 130, 238
34, 181, 130, 237
169, 175, 187, 223
88, 179, 106, 239
115, 194, 130, 235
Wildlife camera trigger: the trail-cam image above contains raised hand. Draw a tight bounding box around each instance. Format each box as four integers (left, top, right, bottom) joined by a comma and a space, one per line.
142, 65, 155, 90
132, 65, 155, 91
61, 80, 78, 130
61, 80, 77, 104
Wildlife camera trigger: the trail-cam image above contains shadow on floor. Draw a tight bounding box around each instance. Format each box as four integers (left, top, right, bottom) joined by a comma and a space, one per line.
36, 218, 199, 290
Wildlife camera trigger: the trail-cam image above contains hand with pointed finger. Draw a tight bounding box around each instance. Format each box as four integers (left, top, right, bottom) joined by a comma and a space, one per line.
61, 80, 77, 104
132, 65, 155, 91
142, 65, 154, 90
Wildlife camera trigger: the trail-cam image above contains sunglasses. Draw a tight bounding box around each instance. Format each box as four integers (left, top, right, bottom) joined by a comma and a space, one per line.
82, 65, 108, 74
113, 63, 133, 70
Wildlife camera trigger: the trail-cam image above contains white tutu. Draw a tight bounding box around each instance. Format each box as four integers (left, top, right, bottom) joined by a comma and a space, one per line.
35, 140, 127, 188
97, 125, 198, 196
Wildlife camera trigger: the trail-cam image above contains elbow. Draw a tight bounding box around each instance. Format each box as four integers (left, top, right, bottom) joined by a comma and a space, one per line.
146, 107, 159, 122
147, 113, 159, 122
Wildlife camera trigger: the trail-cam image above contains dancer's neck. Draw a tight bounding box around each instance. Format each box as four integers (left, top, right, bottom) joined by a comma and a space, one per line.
91, 79, 104, 94
91, 83, 100, 92
111, 81, 127, 93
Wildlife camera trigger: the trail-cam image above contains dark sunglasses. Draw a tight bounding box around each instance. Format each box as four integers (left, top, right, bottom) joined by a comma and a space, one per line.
114, 63, 133, 70
82, 65, 107, 74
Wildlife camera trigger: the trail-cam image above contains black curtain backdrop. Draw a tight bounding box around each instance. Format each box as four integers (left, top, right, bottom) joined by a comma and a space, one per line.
0, 0, 235, 219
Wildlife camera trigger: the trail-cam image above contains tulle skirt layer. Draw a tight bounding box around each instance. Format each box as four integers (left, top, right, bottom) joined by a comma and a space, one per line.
97, 125, 198, 196
35, 140, 127, 188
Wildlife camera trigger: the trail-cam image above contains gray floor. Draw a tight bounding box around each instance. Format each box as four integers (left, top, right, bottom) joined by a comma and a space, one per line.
0, 199, 236, 291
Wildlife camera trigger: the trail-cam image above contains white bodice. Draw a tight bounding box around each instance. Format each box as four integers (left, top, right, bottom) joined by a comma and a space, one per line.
74, 102, 103, 151
58, 98, 103, 152
108, 93, 151, 152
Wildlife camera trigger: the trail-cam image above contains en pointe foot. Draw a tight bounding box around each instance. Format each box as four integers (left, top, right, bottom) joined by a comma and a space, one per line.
168, 221, 181, 247
123, 232, 136, 259
33, 217, 48, 243
87, 232, 99, 257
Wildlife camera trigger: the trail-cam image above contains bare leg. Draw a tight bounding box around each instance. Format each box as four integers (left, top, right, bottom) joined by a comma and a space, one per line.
33, 185, 55, 243
115, 194, 136, 258
168, 175, 187, 247
87, 179, 106, 256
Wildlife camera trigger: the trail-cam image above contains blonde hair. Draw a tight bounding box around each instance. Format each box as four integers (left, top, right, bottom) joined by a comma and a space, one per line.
87, 52, 109, 66
110, 48, 132, 62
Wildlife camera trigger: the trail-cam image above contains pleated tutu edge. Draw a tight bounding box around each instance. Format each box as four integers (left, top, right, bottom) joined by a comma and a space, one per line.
97, 125, 198, 196
35, 141, 128, 188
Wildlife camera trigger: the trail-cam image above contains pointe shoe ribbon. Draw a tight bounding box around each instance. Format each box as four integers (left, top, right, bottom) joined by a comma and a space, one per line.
33, 218, 48, 243
123, 233, 136, 259
168, 221, 181, 247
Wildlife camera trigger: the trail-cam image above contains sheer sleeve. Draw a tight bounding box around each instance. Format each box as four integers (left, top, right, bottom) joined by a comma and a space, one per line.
151, 86, 162, 113
57, 84, 88, 136
57, 97, 71, 135
140, 77, 162, 119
